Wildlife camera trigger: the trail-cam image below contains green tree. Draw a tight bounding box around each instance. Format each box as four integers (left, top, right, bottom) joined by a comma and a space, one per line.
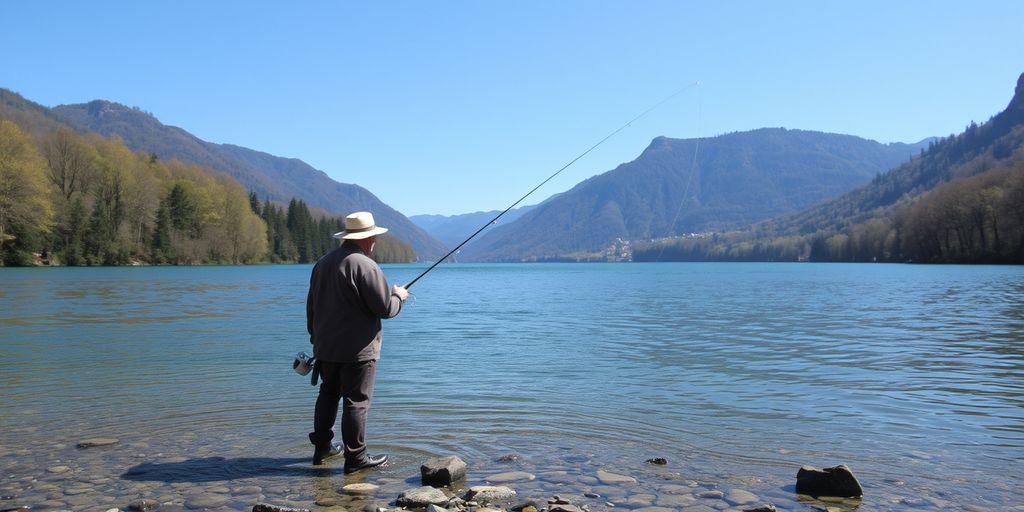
0, 121, 54, 264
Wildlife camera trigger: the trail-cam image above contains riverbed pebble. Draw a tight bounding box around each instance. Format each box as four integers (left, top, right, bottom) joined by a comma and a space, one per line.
726, 489, 759, 505
464, 486, 517, 504
396, 487, 450, 508
127, 498, 160, 511
596, 470, 636, 485
486, 471, 535, 483
343, 483, 380, 495
78, 438, 120, 448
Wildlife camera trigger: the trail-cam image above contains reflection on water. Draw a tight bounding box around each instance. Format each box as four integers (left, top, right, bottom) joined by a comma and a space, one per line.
1, 263, 1022, 510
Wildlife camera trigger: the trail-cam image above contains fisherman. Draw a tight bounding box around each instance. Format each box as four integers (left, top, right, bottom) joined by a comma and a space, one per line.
306, 211, 408, 472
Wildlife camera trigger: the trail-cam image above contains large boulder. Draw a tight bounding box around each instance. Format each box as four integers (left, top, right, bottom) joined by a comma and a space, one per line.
795, 464, 864, 497
421, 456, 468, 487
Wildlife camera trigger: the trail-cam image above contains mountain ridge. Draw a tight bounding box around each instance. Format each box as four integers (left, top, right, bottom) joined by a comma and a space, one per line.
459, 128, 930, 261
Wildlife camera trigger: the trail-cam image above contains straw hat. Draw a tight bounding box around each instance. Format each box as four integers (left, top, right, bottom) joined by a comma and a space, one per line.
333, 211, 389, 240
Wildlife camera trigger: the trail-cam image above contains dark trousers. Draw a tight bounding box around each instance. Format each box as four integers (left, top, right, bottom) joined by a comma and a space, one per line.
309, 360, 376, 463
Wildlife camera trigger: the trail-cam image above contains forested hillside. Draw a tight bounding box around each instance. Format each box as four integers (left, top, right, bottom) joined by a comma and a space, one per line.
634, 72, 1024, 263
52, 99, 447, 259
0, 90, 415, 266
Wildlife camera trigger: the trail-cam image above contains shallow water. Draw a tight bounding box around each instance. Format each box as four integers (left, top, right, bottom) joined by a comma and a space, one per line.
1, 263, 1022, 511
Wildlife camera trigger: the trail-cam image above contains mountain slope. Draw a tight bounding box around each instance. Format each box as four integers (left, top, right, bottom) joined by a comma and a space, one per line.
410, 205, 536, 249
51, 100, 447, 259
460, 128, 929, 261
761, 72, 1024, 238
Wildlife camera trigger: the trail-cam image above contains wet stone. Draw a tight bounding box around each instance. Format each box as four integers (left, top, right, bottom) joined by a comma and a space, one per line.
497, 454, 521, 463
396, 487, 450, 508
549, 505, 584, 512
645, 458, 668, 465
65, 487, 93, 495
315, 497, 342, 507
129, 497, 160, 509
697, 490, 724, 499
656, 493, 697, 508
48, 465, 72, 474
233, 486, 262, 495
742, 505, 777, 512
251, 505, 312, 512
0, 506, 32, 512
633, 507, 674, 512
422, 456, 467, 487
77, 438, 120, 448
464, 486, 517, 504
343, 483, 379, 495
659, 484, 693, 494
596, 470, 636, 485
425, 505, 448, 512
726, 489, 759, 505
486, 471, 535, 483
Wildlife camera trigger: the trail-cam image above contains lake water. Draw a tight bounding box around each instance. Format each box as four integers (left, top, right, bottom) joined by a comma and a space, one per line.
1, 263, 1022, 511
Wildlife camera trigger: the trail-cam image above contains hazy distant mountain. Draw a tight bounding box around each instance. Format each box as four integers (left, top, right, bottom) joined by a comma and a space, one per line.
460, 129, 931, 261
52, 100, 447, 260
410, 205, 536, 249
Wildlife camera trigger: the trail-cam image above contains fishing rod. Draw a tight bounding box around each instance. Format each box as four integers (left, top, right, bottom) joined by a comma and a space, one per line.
403, 81, 700, 290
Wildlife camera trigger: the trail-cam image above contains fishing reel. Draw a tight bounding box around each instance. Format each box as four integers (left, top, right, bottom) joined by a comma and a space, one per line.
293, 351, 316, 376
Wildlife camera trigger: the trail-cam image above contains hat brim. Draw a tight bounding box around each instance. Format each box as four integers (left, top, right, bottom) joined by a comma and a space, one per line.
333, 226, 389, 240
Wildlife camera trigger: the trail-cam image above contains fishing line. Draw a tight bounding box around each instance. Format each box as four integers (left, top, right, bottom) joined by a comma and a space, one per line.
404, 81, 701, 290
655, 83, 703, 262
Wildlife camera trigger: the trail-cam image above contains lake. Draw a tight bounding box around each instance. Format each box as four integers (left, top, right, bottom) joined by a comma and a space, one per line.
1, 263, 1022, 511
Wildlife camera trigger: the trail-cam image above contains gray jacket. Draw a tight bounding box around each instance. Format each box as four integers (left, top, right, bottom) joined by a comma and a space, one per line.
306, 242, 402, 362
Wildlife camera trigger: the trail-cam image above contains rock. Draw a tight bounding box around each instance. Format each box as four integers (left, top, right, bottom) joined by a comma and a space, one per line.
549, 505, 584, 512
342, 483, 379, 495
426, 505, 449, 512
47, 466, 71, 474
315, 497, 341, 507
396, 487, 450, 508
0, 507, 32, 512
795, 465, 864, 497
464, 486, 517, 504
725, 489, 759, 505
497, 454, 521, 462
511, 501, 538, 511
645, 458, 668, 465
77, 438, 119, 448
596, 470, 636, 485
421, 456, 467, 487
743, 505, 777, 512
252, 504, 312, 512
485, 471, 535, 483
184, 493, 228, 509
696, 490, 723, 499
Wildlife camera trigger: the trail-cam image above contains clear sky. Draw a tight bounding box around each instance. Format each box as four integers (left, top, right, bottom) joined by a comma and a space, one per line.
3, 2, 1022, 216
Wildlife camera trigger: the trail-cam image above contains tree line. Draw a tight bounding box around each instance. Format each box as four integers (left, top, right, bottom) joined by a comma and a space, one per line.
0, 121, 415, 266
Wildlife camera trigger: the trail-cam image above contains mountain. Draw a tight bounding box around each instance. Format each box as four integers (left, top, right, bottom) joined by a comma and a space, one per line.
459, 128, 931, 261
410, 205, 537, 249
634, 72, 1024, 263
51, 100, 447, 260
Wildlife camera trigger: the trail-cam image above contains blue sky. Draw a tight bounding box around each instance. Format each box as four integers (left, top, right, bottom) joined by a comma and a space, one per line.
3, 2, 1022, 216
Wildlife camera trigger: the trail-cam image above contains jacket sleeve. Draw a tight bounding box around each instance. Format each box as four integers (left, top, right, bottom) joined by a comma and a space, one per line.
358, 259, 403, 319
306, 266, 317, 340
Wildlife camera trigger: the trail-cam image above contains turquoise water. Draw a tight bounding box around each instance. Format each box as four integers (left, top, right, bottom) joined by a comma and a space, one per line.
1, 263, 1022, 510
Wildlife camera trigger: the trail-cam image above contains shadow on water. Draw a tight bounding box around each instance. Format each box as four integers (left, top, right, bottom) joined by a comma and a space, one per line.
122, 457, 331, 482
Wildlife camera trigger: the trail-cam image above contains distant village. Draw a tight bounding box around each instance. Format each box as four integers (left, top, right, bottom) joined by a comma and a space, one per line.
604, 233, 714, 262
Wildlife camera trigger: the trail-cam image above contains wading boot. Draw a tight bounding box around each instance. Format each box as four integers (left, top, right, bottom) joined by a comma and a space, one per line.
343, 453, 388, 474
312, 442, 342, 465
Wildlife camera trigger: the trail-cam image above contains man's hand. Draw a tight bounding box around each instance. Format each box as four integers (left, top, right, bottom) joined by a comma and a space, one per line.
392, 285, 409, 301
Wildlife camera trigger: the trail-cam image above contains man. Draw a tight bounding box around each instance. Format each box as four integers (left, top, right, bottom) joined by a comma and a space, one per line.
306, 211, 409, 472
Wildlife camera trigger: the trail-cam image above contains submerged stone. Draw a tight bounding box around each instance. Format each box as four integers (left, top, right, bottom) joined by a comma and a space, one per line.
795, 464, 864, 497
485, 471, 535, 483
77, 438, 119, 448
596, 470, 637, 485
252, 504, 312, 512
